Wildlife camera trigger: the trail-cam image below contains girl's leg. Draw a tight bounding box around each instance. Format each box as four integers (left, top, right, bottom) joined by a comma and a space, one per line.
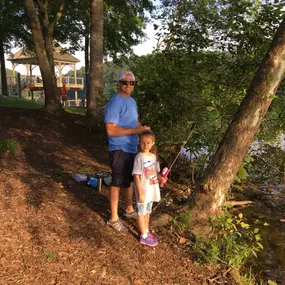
137, 214, 147, 236
144, 213, 150, 233
145, 201, 153, 233
139, 208, 158, 246
137, 202, 147, 236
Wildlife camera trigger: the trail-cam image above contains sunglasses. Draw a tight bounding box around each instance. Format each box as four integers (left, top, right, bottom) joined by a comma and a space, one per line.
119, 80, 136, 86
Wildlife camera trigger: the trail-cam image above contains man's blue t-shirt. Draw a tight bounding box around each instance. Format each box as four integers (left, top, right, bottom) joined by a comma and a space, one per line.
104, 93, 139, 153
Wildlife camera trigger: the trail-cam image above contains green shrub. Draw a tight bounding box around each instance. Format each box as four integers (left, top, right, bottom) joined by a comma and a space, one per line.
0, 139, 17, 153
189, 211, 263, 269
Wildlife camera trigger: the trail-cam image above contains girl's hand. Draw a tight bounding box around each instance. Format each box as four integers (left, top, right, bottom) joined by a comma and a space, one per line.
158, 173, 168, 184
139, 194, 145, 203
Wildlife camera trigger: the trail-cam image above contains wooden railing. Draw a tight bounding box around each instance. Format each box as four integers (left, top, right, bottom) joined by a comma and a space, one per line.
18, 75, 84, 90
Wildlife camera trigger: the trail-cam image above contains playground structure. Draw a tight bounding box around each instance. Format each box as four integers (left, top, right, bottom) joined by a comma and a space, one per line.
6, 44, 84, 106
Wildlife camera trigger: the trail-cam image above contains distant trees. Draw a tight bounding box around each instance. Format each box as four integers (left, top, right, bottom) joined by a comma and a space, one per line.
0, 0, 29, 96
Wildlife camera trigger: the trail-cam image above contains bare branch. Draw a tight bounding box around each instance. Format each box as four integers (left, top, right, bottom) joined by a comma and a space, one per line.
223, 200, 253, 206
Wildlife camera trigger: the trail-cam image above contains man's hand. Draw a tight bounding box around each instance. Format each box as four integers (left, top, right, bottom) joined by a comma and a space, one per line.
135, 125, 150, 134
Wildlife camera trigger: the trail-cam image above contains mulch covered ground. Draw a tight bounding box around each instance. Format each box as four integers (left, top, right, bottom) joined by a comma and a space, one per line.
0, 107, 239, 285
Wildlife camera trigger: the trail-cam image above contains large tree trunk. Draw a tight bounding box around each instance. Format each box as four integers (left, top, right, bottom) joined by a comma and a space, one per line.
188, 18, 285, 237
84, 27, 90, 103
0, 41, 8, 96
86, 0, 104, 125
44, 31, 56, 71
24, 0, 64, 114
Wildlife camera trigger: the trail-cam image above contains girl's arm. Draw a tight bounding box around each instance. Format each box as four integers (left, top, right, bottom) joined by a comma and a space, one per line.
155, 157, 167, 184
134, 174, 145, 203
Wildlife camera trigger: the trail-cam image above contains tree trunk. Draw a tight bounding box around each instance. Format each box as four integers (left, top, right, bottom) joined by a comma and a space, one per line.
188, 18, 285, 237
24, 0, 63, 114
0, 41, 8, 96
86, 0, 104, 125
85, 28, 90, 104
44, 30, 55, 71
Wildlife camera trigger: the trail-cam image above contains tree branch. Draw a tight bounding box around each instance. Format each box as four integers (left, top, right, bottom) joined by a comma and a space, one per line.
35, 0, 49, 29
49, 0, 65, 33
254, 154, 285, 174
223, 200, 253, 206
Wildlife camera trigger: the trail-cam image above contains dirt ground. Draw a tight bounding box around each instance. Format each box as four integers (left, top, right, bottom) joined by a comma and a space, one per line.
0, 107, 242, 285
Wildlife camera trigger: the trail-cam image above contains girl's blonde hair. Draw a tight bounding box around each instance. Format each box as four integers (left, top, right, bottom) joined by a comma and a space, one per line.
139, 130, 158, 157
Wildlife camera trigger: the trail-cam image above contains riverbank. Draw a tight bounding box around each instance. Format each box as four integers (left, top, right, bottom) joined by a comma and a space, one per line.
0, 107, 239, 285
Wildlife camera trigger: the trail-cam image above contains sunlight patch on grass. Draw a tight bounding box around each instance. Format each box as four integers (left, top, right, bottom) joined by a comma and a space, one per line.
64, 106, 86, 115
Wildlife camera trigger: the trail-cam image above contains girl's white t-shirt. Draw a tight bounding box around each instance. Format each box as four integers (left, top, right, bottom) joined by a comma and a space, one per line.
132, 152, 161, 203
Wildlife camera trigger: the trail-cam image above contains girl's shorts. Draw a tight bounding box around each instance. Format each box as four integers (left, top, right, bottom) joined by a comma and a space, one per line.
137, 201, 153, 216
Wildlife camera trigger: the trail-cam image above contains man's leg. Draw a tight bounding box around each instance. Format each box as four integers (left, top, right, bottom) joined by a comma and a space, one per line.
109, 186, 120, 221
122, 184, 135, 213
108, 185, 128, 232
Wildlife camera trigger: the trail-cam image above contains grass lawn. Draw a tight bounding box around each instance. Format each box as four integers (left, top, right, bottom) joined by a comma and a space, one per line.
64, 106, 86, 115
0, 95, 44, 109
0, 95, 86, 115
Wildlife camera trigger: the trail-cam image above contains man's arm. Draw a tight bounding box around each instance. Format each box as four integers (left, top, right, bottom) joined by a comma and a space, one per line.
106, 123, 150, 137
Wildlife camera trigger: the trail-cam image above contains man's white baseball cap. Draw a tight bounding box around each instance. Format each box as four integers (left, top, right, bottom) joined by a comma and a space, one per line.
118, 71, 135, 81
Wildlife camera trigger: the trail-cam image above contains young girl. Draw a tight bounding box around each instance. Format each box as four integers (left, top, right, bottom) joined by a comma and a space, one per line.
132, 130, 167, 247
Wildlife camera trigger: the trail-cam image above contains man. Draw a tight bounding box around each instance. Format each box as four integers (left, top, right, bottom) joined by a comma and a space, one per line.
59, 84, 68, 106
104, 71, 150, 232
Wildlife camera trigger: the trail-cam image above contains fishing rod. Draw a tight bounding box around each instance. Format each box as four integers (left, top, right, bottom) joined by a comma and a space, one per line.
160, 124, 196, 187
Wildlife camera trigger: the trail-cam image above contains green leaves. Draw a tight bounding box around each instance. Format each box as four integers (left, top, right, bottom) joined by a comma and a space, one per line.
191, 210, 263, 269
233, 155, 255, 186
60, 0, 154, 58
0, 0, 30, 50
156, 0, 285, 57
237, 165, 248, 180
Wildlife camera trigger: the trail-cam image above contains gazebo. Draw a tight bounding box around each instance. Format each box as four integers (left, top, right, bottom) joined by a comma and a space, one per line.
7, 43, 84, 106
